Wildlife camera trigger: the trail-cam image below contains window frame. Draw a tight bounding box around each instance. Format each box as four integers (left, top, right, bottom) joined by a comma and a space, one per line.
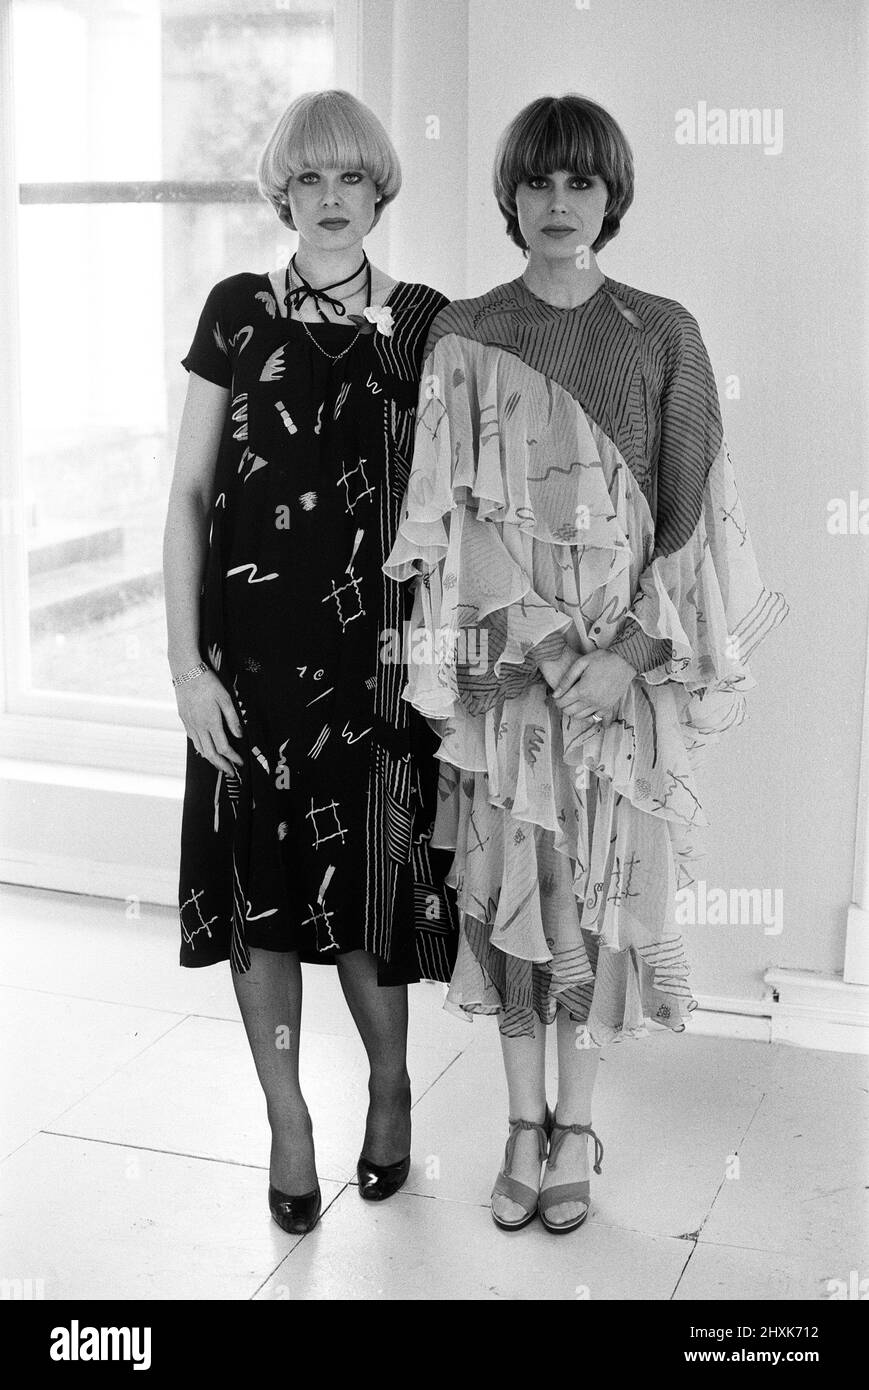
0, 0, 360, 776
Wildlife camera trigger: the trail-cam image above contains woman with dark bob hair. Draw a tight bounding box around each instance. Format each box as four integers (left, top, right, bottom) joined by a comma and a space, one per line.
165, 90, 458, 1237
385, 95, 788, 1233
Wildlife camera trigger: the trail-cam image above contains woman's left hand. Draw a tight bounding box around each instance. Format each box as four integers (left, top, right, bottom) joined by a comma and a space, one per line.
549, 649, 636, 725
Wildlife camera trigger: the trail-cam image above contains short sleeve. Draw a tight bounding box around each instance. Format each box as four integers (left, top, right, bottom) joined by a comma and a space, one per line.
181, 281, 232, 388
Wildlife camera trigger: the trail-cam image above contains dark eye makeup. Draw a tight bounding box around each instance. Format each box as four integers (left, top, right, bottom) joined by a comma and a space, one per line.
526, 172, 596, 190
296, 170, 365, 185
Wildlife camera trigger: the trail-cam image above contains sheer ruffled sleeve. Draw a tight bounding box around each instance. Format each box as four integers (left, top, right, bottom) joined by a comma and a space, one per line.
607, 309, 788, 702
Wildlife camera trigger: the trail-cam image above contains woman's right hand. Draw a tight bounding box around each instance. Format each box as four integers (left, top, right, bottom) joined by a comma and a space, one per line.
175, 669, 245, 775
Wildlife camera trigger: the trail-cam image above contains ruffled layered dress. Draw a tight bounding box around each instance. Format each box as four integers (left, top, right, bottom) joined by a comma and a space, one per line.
383, 274, 788, 1043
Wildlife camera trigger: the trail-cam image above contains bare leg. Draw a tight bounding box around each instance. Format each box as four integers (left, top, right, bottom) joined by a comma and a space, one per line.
539, 1008, 602, 1224
231, 947, 317, 1194
335, 949, 411, 1166
491, 1014, 548, 1224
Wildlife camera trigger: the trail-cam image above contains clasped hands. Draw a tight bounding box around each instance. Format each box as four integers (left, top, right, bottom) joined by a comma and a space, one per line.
537, 645, 636, 733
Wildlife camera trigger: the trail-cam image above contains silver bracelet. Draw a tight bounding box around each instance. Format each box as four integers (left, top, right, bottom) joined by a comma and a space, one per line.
171, 660, 209, 688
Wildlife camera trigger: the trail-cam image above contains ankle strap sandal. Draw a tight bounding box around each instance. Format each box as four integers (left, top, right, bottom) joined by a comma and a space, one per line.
491, 1108, 553, 1232
538, 1117, 604, 1234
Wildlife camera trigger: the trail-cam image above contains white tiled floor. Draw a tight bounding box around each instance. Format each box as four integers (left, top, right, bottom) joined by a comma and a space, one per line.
1, 883, 867, 1301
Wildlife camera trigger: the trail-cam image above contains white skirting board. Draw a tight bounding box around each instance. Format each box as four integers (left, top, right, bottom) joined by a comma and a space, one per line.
762, 968, 869, 1055
1, 855, 868, 1055
692, 975, 869, 1054
688, 999, 772, 1044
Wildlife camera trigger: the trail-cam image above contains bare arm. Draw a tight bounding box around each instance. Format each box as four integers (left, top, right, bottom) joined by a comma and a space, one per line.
163, 372, 228, 672
163, 372, 243, 772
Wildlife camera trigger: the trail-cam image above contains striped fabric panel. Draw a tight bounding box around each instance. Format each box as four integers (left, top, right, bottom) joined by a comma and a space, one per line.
415, 928, 453, 983
730, 587, 791, 660
463, 917, 596, 1035
374, 283, 450, 383
608, 618, 673, 673
364, 282, 452, 970
454, 613, 551, 715
385, 784, 413, 862
499, 1004, 538, 1038
387, 751, 412, 803
635, 938, 695, 1000
413, 882, 449, 933
411, 810, 460, 982
230, 850, 251, 973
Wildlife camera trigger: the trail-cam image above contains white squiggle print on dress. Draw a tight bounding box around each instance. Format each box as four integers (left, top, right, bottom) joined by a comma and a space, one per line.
245, 897, 279, 921
226, 562, 279, 582
341, 720, 372, 745
231, 393, 248, 441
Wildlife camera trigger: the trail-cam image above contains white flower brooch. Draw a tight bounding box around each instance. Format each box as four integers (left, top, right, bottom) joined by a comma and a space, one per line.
348, 305, 395, 337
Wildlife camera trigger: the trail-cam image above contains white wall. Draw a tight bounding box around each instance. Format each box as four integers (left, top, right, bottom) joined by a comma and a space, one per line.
375, 0, 868, 1002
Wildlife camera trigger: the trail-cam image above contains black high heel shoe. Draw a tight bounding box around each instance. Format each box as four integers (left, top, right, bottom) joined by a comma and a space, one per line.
356, 1153, 411, 1202
268, 1182, 322, 1234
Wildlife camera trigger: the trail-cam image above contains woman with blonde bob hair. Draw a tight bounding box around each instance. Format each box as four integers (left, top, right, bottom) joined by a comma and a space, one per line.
165, 89, 456, 1236
386, 94, 788, 1233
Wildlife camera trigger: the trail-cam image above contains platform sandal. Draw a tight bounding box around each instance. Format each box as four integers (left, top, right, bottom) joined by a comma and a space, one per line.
491, 1107, 553, 1232
538, 1115, 604, 1234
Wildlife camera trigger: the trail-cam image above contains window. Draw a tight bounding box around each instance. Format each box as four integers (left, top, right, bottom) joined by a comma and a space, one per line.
0, 0, 356, 770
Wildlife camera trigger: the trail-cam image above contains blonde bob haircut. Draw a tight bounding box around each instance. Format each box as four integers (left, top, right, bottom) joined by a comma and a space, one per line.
493, 94, 634, 253
257, 89, 401, 232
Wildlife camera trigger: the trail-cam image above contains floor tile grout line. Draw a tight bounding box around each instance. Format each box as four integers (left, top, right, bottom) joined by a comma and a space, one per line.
669, 1239, 700, 1299
0, 981, 201, 1018
35, 1127, 356, 1183
409, 1048, 467, 1111
248, 1183, 352, 1300
689, 1234, 824, 1258
664, 1078, 773, 1295
668, 1085, 772, 1298
14, 1013, 193, 1143
0, 983, 349, 1036
0, 983, 472, 1046
38, 1129, 268, 1171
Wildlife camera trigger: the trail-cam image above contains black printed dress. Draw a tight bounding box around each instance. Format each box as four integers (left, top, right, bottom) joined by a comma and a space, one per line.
176, 270, 458, 985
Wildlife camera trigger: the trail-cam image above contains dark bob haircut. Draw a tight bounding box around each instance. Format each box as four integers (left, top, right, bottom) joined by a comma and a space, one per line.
493, 94, 634, 253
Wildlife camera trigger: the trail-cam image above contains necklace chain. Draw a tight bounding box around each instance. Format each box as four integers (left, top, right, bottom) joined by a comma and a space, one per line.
286, 256, 372, 363
299, 318, 362, 362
